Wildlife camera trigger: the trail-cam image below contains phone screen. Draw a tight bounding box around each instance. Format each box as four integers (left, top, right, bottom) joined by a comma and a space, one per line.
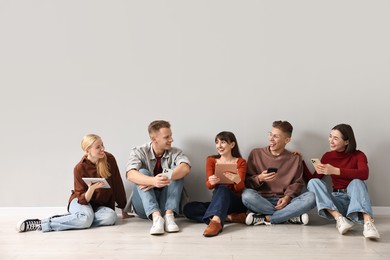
267, 167, 278, 173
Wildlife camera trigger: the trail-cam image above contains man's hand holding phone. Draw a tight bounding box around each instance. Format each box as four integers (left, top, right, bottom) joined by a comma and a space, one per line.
259, 167, 278, 182
267, 167, 278, 174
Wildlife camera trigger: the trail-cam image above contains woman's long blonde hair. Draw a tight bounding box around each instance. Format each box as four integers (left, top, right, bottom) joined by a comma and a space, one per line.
81, 134, 111, 179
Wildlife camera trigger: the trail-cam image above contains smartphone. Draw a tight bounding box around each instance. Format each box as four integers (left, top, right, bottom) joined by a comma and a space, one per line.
311, 158, 321, 168
267, 167, 278, 173
162, 168, 173, 179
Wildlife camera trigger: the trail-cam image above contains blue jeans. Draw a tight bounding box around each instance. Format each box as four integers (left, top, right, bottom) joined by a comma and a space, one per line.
40, 198, 117, 232
241, 188, 316, 224
131, 168, 183, 219
307, 178, 373, 224
183, 185, 247, 226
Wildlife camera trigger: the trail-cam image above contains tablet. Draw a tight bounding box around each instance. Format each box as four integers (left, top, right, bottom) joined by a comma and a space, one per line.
214, 163, 238, 184
82, 178, 111, 189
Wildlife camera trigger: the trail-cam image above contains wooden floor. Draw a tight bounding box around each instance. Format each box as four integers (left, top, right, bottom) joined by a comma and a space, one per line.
1, 208, 389, 260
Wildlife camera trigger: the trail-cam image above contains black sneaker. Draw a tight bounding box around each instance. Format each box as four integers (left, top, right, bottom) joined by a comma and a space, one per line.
245, 212, 271, 226
16, 219, 42, 232
287, 213, 309, 225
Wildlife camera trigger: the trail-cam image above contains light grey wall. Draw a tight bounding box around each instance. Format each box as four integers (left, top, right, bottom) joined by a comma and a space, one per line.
1, 1, 389, 207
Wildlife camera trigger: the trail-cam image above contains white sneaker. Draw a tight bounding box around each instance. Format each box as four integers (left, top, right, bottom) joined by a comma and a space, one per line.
363, 220, 380, 239
336, 216, 354, 235
164, 213, 179, 233
150, 216, 165, 235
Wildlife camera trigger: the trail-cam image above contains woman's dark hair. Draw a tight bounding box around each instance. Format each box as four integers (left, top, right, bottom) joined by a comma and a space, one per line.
332, 124, 357, 153
210, 131, 242, 158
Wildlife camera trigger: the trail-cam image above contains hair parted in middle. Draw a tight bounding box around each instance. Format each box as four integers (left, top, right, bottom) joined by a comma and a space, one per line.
211, 131, 242, 158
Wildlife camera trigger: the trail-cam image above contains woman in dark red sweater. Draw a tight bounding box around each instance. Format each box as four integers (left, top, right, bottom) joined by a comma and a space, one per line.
17, 134, 130, 233
304, 124, 380, 239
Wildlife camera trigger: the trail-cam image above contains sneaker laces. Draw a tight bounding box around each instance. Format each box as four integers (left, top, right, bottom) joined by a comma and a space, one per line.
25, 220, 42, 231
252, 215, 271, 226
365, 220, 376, 231
288, 216, 302, 224
165, 215, 176, 226
152, 216, 163, 226
336, 216, 344, 228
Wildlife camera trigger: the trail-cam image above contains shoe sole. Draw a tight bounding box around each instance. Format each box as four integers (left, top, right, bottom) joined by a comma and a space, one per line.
165, 229, 179, 233
301, 213, 309, 225
150, 231, 165, 235
364, 234, 380, 239
203, 229, 223, 237
363, 231, 380, 239
339, 224, 354, 235
245, 213, 255, 225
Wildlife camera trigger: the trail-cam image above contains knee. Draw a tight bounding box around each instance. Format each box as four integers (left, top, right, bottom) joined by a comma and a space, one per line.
349, 179, 364, 186
99, 211, 118, 226
75, 212, 94, 229
168, 178, 184, 191
241, 188, 255, 203
306, 191, 316, 203
213, 185, 229, 195
348, 179, 367, 191
307, 178, 321, 190
139, 168, 153, 176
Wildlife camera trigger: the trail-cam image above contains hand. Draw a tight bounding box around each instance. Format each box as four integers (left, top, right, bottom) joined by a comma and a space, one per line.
88, 181, 105, 191
292, 151, 301, 157
258, 170, 277, 183
316, 163, 340, 175
138, 184, 154, 191
223, 172, 241, 184
208, 174, 220, 185
121, 209, 134, 219
153, 174, 171, 188
275, 196, 291, 210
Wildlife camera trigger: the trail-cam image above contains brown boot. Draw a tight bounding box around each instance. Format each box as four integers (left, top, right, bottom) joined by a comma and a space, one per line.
203, 220, 223, 237
226, 212, 246, 224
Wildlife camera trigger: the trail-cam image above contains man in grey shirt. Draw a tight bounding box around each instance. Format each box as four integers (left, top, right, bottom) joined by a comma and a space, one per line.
126, 120, 191, 235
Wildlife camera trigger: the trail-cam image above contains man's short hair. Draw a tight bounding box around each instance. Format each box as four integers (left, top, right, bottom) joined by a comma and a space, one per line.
148, 120, 171, 134
272, 120, 293, 137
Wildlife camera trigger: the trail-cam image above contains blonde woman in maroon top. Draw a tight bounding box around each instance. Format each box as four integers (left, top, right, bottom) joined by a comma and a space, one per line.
16, 134, 130, 233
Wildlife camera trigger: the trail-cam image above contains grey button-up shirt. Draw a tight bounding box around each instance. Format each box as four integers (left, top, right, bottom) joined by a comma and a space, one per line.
126, 142, 191, 176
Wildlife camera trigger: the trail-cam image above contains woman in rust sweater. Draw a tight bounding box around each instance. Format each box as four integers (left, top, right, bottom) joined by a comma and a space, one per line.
183, 131, 247, 237
17, 134, 130, 232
